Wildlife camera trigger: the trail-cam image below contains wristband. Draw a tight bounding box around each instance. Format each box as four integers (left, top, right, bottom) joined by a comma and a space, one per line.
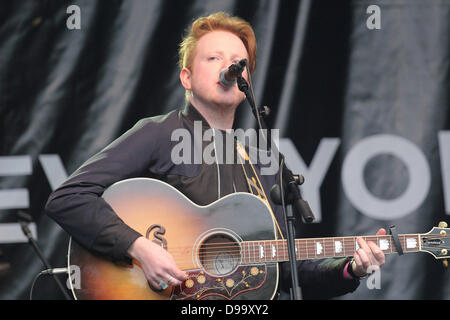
343, 261, 353, 279
347, 258, 367, 280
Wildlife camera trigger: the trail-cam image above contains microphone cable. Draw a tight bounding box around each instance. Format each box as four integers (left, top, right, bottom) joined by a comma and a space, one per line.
29, 268, 69, 300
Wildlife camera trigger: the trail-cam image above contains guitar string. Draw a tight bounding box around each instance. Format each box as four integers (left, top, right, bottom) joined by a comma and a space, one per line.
160, 239, 426, 255
164, 241, 410, 253
150, 234, 426, 250
160, 249, 447, 266
150, 247, 399, 266
148, 241, 450, 264
167, 241, 413, 258
161, 234, 422, 245
147, 240, 448, 266
154, 238, 431, 263
139, 235, 448, 264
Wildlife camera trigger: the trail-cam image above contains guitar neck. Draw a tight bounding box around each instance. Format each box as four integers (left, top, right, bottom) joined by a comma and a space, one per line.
241, 234, 421, 264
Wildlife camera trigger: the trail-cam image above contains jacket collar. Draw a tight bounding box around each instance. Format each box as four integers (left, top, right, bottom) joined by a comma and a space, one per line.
182, 102, 211, 129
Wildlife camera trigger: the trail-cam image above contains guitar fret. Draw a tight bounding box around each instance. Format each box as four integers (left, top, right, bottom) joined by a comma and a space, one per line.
331, 238, 337, 257
258, 241, 263, 262
299, 239, 305, 260
334, 238, 344, 256
378, 236, 390, 253
315, 239, 324, 258
264, 241, 269, 262
325, 238, 331, 256
307, 239, 314, 258
342, 237, 353, 257
264, 241, 268, 262
269, 241, 273, 261
256, 241, 260, 262
252, 241, 256, 263
304, 239, 309, 259
247, 242, 250, 263
312, 239, 317, 258
388, 236, 393, 254
325, 238, 334, 257
325, 238, 332, 257
258, 241, 262, 262
247, 241, 251, 263
276, 240, 281, 261
270, 241, 276, 261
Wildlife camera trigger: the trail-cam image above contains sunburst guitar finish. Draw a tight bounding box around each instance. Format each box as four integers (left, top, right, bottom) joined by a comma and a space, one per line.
68, 178, 280, 300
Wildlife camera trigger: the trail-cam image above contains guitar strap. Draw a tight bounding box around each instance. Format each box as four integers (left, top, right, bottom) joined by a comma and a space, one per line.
236, 141, 285, 240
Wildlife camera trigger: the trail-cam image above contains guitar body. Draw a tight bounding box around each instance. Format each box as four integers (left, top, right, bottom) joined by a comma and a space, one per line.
68, 178, 280, 300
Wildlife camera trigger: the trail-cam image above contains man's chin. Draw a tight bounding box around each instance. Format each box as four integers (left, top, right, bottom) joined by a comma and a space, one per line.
192, 95, 241, 111
213, 99, 240, 111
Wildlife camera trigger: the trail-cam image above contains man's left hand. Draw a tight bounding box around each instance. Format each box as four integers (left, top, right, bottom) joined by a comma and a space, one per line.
352, 228, 386, 277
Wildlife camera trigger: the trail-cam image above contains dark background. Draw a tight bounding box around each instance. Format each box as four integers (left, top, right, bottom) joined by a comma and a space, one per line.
0, 0, 448, 299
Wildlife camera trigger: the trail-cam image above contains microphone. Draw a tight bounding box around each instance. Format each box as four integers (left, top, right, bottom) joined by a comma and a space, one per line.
219, 59, 247, 87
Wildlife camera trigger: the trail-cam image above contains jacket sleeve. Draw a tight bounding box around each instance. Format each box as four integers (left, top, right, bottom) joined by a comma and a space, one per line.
45, 118, 165, 264
280, 257, 360, 299
297, 258, 360, 299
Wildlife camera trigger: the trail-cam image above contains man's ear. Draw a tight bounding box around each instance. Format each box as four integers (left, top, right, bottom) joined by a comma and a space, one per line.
179, 68, 192, 90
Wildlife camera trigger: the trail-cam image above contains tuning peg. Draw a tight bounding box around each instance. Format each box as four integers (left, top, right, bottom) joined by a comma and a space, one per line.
438, 221, 448, 228
443, 259, 448, 268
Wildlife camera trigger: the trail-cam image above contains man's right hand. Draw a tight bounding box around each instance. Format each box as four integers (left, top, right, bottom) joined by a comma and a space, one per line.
127, 236, 188, 290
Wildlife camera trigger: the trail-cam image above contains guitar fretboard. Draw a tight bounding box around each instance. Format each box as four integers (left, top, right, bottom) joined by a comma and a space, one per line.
241, 234, 420, 264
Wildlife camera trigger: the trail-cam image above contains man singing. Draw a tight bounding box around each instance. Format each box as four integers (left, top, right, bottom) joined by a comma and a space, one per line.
45, 12, 386, 299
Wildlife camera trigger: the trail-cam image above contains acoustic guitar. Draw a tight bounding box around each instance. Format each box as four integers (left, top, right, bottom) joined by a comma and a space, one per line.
67, 178, 449, 300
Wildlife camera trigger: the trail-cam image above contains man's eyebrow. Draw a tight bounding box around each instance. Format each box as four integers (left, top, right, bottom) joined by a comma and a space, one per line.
205, 50, 244, 59
206, 50, 224, 55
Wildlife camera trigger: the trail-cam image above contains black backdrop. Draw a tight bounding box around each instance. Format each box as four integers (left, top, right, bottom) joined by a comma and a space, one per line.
0, 0, 449, 300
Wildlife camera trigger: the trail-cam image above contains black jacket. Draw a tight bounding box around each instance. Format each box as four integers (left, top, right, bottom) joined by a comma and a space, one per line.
45, 103, 360, 299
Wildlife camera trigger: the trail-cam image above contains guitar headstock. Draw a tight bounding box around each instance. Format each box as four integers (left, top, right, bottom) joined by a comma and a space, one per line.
420, 221, 450, 267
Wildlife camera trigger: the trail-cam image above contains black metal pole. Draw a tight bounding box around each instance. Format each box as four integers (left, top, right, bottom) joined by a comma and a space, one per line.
19, 217, 71, 300
236, 75, 314, 300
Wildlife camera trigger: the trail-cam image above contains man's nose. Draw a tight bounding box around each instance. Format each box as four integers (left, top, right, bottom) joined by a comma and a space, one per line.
222, 58, 233, 70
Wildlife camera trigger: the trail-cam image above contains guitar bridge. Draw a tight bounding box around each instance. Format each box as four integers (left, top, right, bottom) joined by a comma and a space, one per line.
171, 265, 267, 300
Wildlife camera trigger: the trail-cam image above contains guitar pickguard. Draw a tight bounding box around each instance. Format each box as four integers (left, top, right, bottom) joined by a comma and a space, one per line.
171, 265, 267, 300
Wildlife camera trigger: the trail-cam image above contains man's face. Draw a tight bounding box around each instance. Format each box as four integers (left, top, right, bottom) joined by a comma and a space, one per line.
181, 30, 250, 110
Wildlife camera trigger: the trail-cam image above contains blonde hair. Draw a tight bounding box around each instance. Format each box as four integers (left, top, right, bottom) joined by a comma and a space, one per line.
178, 12, 257, 101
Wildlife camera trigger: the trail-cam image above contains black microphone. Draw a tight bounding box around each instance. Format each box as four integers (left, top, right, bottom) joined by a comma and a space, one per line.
219, 59, 247, 87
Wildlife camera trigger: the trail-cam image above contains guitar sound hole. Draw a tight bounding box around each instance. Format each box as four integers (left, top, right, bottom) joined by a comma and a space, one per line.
198, 234, 241, 276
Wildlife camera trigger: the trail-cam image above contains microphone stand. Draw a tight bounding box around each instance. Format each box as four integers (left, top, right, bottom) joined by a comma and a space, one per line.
17, 211, 71, 300
236, 75, 315, 300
